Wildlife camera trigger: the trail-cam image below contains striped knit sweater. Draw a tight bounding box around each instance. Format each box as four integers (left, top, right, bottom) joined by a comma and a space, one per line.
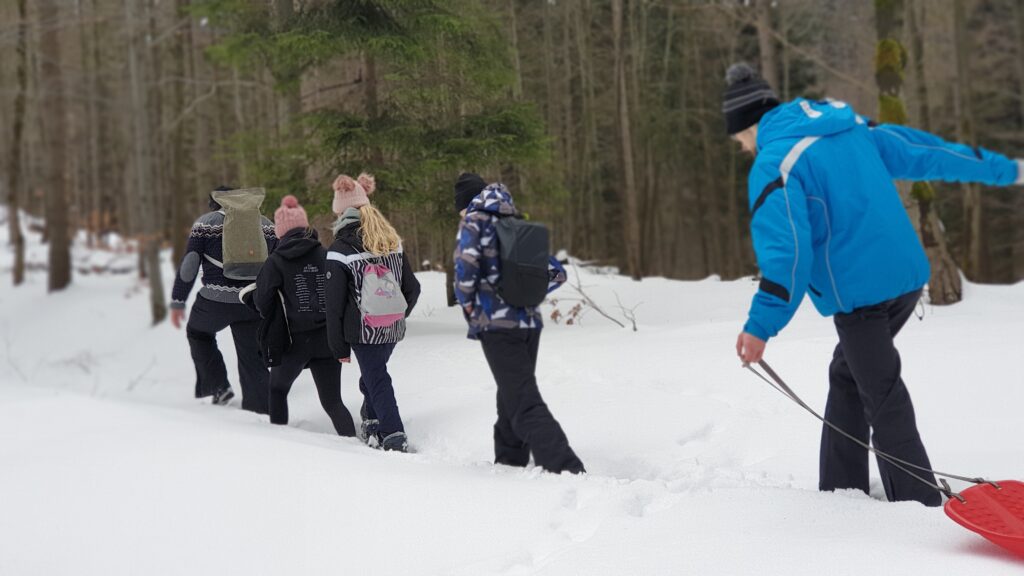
170, 211, 277, 309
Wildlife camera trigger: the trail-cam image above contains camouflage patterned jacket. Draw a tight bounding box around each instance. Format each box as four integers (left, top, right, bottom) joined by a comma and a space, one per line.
454, 183, 567, 340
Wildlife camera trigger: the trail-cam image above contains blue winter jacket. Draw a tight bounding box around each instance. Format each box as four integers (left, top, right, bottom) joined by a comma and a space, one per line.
454, 184, 567, 340
745, 98, 1022, 341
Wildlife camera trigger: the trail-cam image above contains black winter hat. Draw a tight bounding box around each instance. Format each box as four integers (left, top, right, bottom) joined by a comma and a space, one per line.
209, 185, 234, 211
722, 63, 779, 135
454, 172, 487, 213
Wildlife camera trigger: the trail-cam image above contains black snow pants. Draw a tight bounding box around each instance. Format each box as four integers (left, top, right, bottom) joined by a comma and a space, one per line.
479, 329, 584, 474
819, 289, 942, 507
186, 295, 270, 414
268, 328, 356, 437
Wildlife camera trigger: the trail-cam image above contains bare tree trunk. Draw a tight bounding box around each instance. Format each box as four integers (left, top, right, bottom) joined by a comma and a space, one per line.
631, 1, 658, 275
171, 0, 195, 268
7, 0, 28, 286
273, 0, 303, 193
507, 0, 524, 100
82, 0, 103, 247
210, 62, 230, 184
906, 0, 962, 304
953, 0, 984, 281
75, 0, 92, 247
612, 0, 642, 279
724, 146, 743, 278
575, 0, 602, 260
40, 0, 72, 292
542, 0, 558, 142
561, 0, 578, 255
756, 0, 780, 89
231, 66, 249, 183
693, 33, 723, 277
274, 0, 302, 130
190, 13, 211, 214
92, 0, 116, 238
780, 1, 791, 101
907, 0, 931, 132
125, 0, 167, 324
682, 29, 708, 276
363, 53, 386, 168
69, 1, 85, 247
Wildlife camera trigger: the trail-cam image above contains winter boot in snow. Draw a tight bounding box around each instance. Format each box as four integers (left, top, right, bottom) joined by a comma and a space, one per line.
359, 401, 380, 447
361, 419, 381, 448
212, 386, 235, 406
381, 431, 409, 453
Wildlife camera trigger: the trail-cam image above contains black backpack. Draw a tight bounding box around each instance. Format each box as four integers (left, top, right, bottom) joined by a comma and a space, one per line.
493, 216, 551, 307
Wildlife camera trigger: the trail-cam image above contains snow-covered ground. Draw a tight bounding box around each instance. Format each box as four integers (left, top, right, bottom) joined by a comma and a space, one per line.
2, 214, 1022, 575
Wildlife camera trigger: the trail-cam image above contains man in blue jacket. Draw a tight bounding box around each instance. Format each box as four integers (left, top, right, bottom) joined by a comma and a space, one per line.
724, 63, 1023, 506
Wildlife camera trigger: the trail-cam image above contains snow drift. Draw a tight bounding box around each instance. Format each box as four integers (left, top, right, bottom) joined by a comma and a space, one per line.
1, 214, 1022, 575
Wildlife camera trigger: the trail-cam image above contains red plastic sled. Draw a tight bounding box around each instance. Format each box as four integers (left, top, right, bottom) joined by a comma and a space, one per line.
945, 480, 1024, 558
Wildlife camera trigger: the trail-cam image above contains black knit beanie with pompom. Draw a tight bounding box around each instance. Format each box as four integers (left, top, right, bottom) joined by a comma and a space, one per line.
722, 63, 779, 135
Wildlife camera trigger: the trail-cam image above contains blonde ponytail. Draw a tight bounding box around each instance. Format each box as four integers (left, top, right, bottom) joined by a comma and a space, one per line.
359, 204, 402, 255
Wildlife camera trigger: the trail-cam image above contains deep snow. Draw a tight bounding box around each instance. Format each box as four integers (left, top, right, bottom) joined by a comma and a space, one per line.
1, 215, 1022, 575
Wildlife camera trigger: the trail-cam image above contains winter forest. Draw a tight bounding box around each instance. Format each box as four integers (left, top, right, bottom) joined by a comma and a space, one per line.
3, 1, 1024, 574
5, 0, 1024, 310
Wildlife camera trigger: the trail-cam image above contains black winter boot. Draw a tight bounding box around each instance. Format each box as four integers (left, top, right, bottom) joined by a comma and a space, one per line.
212, 386, 235, 406
381, 432, 409, 453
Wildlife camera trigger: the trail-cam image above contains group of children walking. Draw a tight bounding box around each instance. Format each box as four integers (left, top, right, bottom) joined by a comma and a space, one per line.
168, 61, 1024, 505
171, 171, 584, 472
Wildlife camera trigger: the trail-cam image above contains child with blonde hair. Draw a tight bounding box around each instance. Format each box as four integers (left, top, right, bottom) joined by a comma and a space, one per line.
325, 173, 421, 452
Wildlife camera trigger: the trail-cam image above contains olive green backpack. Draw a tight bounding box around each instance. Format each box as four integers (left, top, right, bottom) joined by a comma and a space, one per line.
212, 187, 268, 281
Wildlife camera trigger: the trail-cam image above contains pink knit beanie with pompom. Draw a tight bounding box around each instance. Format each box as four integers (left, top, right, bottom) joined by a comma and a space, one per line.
274, 195, 309, 238
332, 173, 376, 215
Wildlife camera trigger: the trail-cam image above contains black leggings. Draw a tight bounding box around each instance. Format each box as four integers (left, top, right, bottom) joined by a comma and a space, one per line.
269, 329, 356, 437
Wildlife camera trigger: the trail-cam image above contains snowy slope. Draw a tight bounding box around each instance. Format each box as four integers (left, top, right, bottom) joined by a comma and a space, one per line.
1, 215, 1023, 575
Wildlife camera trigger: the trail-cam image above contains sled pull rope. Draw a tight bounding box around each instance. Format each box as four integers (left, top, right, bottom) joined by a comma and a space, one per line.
745, 360, 997, 502
939, 480, 965, 504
